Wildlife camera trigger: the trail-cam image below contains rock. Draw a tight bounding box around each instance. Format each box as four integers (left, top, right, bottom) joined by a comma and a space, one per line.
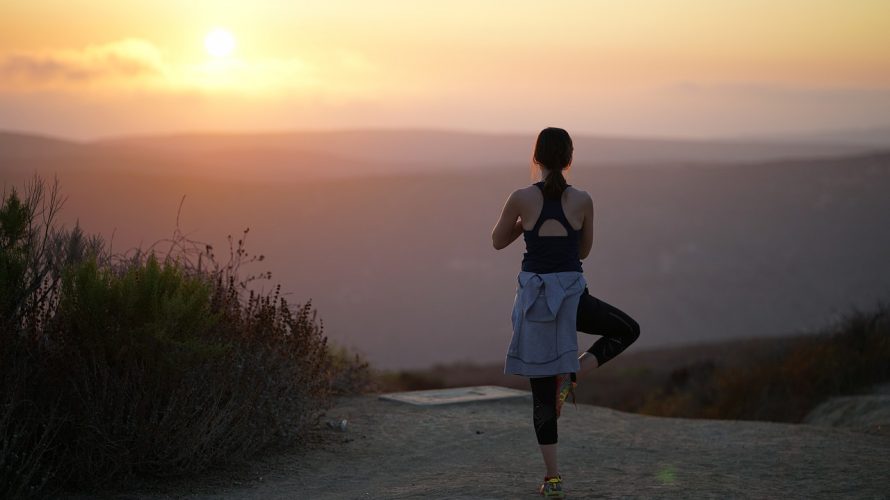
803, 382, 890, 435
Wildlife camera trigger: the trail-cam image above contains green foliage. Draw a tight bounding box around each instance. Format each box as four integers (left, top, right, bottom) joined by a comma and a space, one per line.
56, 253, 227, 370
0, 188, 31, 329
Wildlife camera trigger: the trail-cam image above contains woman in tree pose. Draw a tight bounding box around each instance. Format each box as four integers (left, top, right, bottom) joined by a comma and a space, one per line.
492, 127, 641, 498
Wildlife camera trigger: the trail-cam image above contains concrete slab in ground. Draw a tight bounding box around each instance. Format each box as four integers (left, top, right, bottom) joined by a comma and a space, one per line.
378, 385, 531, 406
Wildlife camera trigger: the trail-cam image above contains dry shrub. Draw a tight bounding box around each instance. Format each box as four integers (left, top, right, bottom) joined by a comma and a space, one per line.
708, 303, 890, 422
638, 360, 718, 418
373, 370, 447, 392
640, 303, 890, 422
1, 174, 366, 498
327, 342, 374, 395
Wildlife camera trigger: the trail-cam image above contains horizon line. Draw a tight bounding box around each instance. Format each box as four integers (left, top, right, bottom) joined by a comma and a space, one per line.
1, 123, 889, 146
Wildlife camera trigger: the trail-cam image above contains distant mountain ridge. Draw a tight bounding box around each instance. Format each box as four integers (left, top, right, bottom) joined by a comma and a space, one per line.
0, 131, 85, 157
94, 128, 878, 169
743, 124, 890, 147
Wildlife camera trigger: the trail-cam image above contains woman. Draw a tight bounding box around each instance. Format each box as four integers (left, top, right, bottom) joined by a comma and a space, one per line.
491, 127, 641, 498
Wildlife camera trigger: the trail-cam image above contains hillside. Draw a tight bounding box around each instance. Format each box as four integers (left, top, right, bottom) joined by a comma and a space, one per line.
2, 130, 889, 370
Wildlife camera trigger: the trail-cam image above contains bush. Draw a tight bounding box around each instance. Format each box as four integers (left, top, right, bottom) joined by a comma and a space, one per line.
0, 174, 368, 498
639, 303, 890, 422
326, 341, 374, 396
706, 303, 890, 422
372, 369, 447, 392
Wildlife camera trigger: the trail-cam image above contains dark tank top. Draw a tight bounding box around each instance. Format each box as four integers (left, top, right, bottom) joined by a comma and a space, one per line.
521, 182, 583, 274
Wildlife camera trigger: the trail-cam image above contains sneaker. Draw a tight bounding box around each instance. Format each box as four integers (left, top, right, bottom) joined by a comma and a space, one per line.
555, 373, 577, 418
539, 473, 566, 498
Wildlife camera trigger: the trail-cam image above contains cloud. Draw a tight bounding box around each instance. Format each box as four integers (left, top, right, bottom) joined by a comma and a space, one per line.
660, 81, 890, 101
0, 39, 378, 99
0, 39, 166, 88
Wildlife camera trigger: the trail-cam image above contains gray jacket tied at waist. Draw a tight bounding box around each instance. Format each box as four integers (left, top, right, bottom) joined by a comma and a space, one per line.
504, 271, 586, 377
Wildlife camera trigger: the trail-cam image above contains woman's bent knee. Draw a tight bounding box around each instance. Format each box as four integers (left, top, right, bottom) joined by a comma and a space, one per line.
628, 317, 640, 343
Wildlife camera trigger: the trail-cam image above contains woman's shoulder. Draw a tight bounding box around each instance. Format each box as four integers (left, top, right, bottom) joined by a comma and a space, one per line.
512, 184, 591, 203
510, 184, 540, 200
565, 185, 592, 203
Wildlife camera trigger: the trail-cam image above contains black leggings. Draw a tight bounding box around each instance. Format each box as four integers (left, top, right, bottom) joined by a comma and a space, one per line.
530, 287, 640, 445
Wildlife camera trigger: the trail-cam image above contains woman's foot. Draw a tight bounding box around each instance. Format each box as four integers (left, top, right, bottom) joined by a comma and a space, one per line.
539, 473, 566, 498
555, 374, 576, 418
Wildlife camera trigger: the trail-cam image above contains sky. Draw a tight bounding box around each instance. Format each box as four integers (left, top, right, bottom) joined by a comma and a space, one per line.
1, 0, 889, 140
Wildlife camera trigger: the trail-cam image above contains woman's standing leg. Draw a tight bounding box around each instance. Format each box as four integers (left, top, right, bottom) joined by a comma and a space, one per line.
529, 376, 560, 478
576, 287, 640, 369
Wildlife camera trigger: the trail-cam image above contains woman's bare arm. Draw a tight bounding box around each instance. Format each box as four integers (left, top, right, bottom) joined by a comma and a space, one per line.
492, 190, 524, 250
579, 193, 594, 259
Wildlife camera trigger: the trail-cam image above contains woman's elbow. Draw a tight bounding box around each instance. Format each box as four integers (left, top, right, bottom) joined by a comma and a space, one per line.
492, 233, 508, 250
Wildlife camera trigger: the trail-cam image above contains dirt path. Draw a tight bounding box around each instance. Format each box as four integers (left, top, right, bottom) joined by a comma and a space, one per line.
83, 393, 890, 499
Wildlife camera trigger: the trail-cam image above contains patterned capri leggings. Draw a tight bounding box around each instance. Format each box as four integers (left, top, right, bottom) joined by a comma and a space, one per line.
530, 287, 640, 445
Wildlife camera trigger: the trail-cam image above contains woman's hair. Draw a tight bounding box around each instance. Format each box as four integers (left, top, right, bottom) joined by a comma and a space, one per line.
532, 127, 573, 200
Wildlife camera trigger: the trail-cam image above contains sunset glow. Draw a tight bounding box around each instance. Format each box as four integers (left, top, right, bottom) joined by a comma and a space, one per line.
1, 0, 889, 139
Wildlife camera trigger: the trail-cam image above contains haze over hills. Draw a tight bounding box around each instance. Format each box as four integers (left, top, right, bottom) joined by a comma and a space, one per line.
744, 125, 890, 148
104, 128, 889, 172
2, 129, 889, 370
2, 128, 880, 180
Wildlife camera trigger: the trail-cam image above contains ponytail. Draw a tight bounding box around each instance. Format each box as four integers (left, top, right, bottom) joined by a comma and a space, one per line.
533, 127, 573, 200
542, 167, 568, 200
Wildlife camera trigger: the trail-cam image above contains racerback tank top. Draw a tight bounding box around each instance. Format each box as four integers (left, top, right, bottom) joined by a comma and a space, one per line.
520, 182, 583, 274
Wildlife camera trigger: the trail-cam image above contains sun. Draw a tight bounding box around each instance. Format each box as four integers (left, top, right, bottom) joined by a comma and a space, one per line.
204, 28, 236, 58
